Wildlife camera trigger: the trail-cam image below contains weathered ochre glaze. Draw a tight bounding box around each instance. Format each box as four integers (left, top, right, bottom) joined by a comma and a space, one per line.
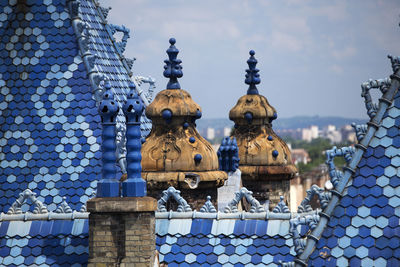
142, 88, 227, 190
229, 94, 297, 180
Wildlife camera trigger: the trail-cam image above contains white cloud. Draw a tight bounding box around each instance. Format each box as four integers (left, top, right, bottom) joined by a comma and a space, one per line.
271, 32, 304, 52
332, 46, 357, 60
161, 19, 241, 41
330, 64, 344, 74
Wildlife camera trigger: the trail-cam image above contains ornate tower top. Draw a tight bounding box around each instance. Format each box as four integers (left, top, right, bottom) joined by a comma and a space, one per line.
145, 39, 202, 124
230, 51, 277, 126
229, 50, 297, 208
141, 38, 227, 210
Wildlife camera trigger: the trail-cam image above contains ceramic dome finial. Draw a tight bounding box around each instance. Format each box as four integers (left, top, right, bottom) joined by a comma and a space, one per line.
245, 50, 260, 95
163, 38, 183, 89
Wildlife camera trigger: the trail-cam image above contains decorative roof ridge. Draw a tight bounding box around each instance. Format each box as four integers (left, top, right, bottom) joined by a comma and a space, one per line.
293, 56, 400, 266
68, 0, 154, 107
0, 209, 319, 221
0, 211, 89, 222
91, 0, 136, 77
155, 209, 319, 220
91, 0, 155, 106
68, 0, 107, 104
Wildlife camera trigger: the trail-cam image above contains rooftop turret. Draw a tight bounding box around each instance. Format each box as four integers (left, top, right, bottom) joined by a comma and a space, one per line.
141, 38, 227, 209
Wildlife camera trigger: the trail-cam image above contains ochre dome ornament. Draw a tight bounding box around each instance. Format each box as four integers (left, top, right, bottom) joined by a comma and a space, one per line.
229, 50, 297, 207
141, 38, 227, 208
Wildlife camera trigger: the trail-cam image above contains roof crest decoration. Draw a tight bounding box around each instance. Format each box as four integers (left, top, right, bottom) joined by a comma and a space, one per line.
294, 51, 400, 266
108, 24, 130, 54
200, 196, 217, 213
224, 187, 265, 213
351, 122, 368, 142
98, 5, 112, 20
133, 75, 156, 105
7, 189, 48, 215
325, 145, 355, 189
2, 187, 95, 219
272, 196, 290, 213
297, 185, 331, 213
55, 197, 73, 214
361, 78, 391, 118
290, 213, 320, 256
157, 187, 192, 212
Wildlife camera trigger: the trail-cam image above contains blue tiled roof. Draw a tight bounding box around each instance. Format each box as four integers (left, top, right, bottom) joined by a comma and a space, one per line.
306, 88, 400, 266
1, 0, 400, 266
156, 218, 296, 266
0, 0, 152, 212
0, 219, 88, 266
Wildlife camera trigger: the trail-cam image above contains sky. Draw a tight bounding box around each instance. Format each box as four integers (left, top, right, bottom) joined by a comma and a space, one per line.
104, 0, 400, 119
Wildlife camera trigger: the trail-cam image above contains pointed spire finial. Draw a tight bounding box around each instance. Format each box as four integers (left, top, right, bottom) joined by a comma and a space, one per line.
245, 50, 260, 95
163, 38, 183, 89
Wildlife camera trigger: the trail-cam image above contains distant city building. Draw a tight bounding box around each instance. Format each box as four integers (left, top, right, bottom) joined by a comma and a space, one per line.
291, 148, 311, 165
301, 125, 319, 142
341, 124, 357, 143
207, 127, 215, 140
223, 127, 231, 137
324, 124, 336, 132
322, 124, 342, 143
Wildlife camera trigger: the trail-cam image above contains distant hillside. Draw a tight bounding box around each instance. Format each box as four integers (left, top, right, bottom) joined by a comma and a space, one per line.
197, 116, 366, 131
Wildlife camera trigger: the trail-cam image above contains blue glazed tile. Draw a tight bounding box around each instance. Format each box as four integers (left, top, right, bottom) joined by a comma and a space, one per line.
233, 220, 246, 236
275, 238, 285, 247
0, 221, 9, 236
252, 238, 264, 247
243, 220, 257, 235
206, 253, 218, 264
219, 237, 231, 246
202, 244, 213, 255
376, 196, 389, 208
256, 246, 268, 255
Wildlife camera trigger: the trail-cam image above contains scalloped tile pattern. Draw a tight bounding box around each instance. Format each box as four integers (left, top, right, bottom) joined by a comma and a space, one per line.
156, 219, 296, 266
0, 219, 88, 266
0, 0, 151, 213
308, 90, 400, 266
